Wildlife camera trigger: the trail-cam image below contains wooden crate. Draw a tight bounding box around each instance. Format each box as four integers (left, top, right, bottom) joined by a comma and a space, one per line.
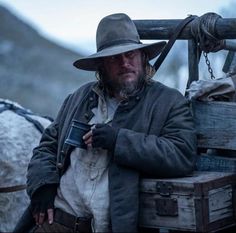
139, 171, 236, 232
191, 101, 236, 151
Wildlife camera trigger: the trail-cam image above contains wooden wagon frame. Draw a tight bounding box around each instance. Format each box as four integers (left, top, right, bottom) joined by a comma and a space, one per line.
134, 14, 236, 86
134, 13, 236, 233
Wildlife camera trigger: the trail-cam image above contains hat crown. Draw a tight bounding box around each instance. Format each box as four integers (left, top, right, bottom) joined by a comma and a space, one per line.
96, 13, 140, 52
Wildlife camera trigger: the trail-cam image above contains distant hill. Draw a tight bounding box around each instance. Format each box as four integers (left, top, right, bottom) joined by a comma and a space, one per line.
0, 5, 95, 117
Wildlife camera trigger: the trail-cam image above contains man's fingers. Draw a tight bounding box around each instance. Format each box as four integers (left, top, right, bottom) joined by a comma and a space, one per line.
38, 212, 45, 226
32, 209, 54, 226
33, 213, 39, 225
83, 130, 93, 145
47, 208, 54, 224
83, 130, 92, 141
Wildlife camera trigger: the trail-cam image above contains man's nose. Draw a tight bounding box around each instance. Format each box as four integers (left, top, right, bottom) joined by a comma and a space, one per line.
119, 54, 129, 66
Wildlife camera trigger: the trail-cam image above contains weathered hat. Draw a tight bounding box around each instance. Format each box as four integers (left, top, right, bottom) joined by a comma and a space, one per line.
73, 13, 166, 71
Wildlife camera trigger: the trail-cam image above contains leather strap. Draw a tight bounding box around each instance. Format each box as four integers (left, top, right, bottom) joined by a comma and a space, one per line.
154, 15, 196, 72
0, 184, 26, 193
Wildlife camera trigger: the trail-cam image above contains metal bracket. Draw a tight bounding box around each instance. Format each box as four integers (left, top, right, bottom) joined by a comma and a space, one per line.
156, 181, 173, 197
155, 197, 178, 216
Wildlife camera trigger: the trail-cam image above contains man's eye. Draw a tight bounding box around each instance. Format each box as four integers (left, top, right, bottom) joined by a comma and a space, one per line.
126, 51, 135, 58
110, 56, 117, 62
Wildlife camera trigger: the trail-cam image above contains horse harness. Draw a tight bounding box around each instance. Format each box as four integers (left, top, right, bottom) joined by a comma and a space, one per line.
0, 100, 53, 193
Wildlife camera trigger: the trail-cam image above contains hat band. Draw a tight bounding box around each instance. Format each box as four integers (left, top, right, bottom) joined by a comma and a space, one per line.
97, 39, 141, 52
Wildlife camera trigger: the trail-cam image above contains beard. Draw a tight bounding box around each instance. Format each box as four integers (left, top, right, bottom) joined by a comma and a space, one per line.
101, 69, 145, 99
118, 77, 143, 99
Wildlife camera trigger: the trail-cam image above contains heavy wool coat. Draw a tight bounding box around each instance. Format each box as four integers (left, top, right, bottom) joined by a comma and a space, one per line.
27, 80, 197, 232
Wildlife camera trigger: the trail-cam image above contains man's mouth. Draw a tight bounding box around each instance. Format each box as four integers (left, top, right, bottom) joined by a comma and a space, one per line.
119, 70, 134, 75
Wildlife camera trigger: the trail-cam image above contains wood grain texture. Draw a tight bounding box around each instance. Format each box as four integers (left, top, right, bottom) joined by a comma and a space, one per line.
191, 101, 236, 150
134, 18, 236, 40
140, 171, 236, 232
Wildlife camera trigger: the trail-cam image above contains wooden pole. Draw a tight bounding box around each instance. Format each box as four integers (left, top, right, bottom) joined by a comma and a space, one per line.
134, 18, 236, 40
187, 39, 200, 89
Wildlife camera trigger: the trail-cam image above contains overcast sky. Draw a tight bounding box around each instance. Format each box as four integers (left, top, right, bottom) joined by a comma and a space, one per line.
0, 0, 233, 54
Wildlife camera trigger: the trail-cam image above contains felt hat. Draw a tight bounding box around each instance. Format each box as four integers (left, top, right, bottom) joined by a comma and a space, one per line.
74, 13, 166, 71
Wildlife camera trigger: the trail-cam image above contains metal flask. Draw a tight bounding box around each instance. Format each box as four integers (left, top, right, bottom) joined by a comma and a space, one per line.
65, 120, 92, 149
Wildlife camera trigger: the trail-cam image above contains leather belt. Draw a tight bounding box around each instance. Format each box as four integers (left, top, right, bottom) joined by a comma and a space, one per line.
54, 208, 92, 233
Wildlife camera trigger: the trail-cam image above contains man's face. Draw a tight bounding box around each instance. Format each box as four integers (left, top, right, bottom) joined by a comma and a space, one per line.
101, 49, 145, 97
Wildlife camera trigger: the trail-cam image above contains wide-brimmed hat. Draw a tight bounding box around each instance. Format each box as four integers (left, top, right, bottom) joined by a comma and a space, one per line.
73, 13, 166, 71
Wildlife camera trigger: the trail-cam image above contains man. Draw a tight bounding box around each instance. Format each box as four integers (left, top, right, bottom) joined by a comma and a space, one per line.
25, 13, 197, 233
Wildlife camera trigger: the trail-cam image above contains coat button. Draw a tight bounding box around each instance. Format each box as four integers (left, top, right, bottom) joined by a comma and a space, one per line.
136, 96, 140, 101
57, 163, 63, 169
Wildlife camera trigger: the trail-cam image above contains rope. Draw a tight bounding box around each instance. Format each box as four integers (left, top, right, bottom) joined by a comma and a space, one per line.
190, 12, 224, 53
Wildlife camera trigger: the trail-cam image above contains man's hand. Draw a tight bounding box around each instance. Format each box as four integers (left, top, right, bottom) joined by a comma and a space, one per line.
30, 184, 57, 226
92, 124, 119, 151
83, 124, 119, 151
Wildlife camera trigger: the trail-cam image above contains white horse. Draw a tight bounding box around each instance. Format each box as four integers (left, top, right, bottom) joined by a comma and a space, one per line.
0, 99, 52, 233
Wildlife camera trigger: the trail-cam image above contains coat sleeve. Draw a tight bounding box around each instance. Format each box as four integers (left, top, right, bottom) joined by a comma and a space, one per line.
26, 95, 70, 198
113, 96, 197, 178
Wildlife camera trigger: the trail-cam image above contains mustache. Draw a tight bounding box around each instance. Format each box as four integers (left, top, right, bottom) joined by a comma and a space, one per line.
118, 69, 134, 75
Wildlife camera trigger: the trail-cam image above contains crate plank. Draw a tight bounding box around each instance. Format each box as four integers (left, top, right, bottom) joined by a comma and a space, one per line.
196, 154, 236, 172
191, 101, 236, 150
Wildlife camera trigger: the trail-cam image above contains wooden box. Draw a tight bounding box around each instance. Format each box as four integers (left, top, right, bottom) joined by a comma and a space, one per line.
139, 171, 236, 232
191, 101, 236, 151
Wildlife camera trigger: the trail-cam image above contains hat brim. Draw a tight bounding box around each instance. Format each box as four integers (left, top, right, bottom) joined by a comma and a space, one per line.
73, 41, 166, 71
